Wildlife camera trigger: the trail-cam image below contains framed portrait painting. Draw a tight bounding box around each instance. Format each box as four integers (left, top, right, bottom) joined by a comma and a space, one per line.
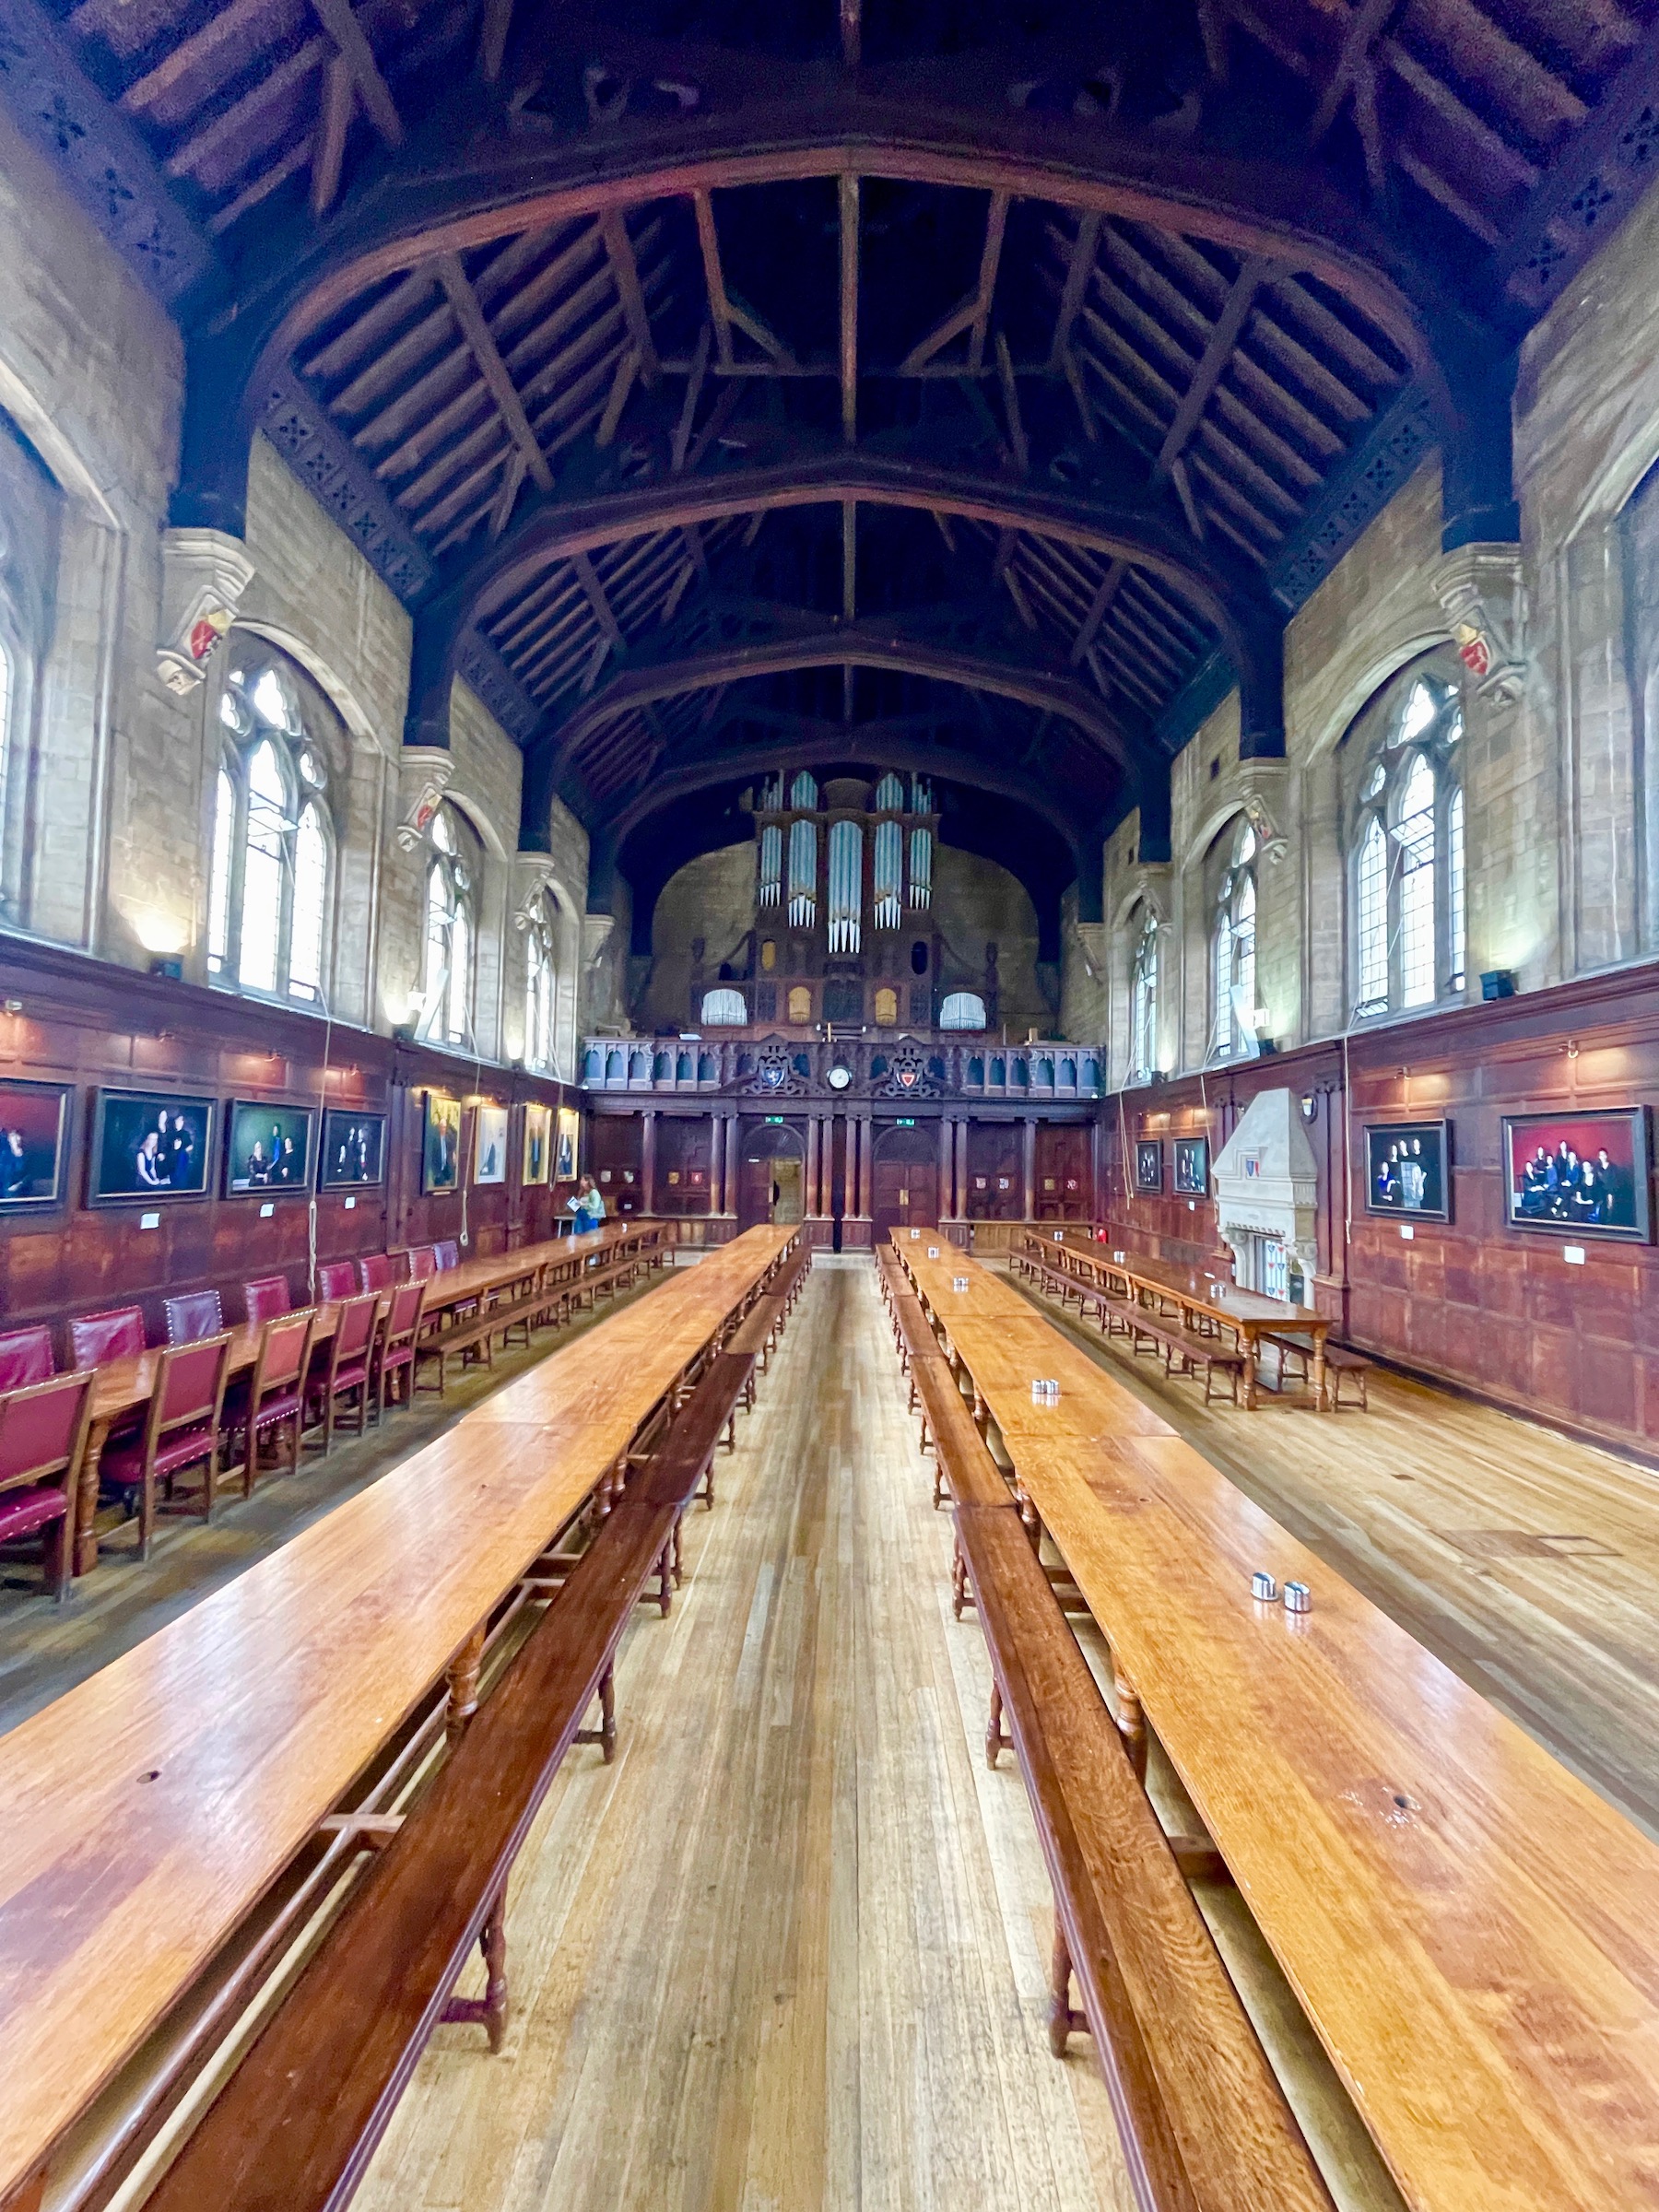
473, 1103, 509, 1186
89, 1088, 216, 1204
225, 1100, 315, 1195
319, 1109, 385, 1190
522, 1102, 550, 1187
1364, 1121, 1451, 1221
555, 1106, 580, 1184
1501, 1109, 1651, 1241
0, 1079, 71, 1211
423, 1092, 463, 1195
1135, 1139, 1163, 1194
1173, 1136, 1208, 1196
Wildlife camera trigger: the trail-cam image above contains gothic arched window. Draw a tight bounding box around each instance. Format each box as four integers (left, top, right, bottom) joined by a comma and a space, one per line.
1344, 655, 1465, 1020
1209, 819, 1257, 1061
1128, 905, 1159, 1082
420, 803, 477, 1046
207, 652, 336, 1005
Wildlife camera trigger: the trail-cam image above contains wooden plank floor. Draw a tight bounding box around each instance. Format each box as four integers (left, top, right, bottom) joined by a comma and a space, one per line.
353, 1255, 1135, 2212
1003, 1261, 1659, 1844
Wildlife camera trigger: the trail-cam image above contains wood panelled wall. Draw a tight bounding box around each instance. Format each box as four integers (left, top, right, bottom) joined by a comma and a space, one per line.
0, 937, 582, 1358
1102, 960, 1659, 1455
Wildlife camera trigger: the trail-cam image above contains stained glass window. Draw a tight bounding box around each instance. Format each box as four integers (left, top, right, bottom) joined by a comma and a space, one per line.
207, 651, 335, 1004
1345, 653, 1465, 1020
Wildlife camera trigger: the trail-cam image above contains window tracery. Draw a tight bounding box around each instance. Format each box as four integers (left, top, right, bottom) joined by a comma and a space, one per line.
1209, 820, 1257, 1061
1344, 656, 1465, 1020
207, 650, 335, 1005
1129, 905, 1159, 1082
419, 802, 477, 1046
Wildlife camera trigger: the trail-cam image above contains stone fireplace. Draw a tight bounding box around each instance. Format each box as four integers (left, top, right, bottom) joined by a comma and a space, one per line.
1211, 1088, 1320, 1306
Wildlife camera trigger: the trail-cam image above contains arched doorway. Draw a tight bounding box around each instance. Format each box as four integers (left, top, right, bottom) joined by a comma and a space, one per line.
872, 1122, 938, 1246
737, 1119, 806, 1227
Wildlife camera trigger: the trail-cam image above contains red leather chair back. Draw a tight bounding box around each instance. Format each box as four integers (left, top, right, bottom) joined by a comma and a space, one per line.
0, 1326, 54, 1391
253, 1310, 314, 1395
434, 1240, 461, 1271
243, 1276, 292, 1327
359, 1253, 396, 1292
164, 1289, 224, 1346
158, 1335, 233, 1430
384, 1281, 426, 1345
406, 1245, 437, 1281
316, 1261, 359, 1302
67, 1308, 146, 1370
0, 1371, 95, 1492
332, 1293, 381, 1364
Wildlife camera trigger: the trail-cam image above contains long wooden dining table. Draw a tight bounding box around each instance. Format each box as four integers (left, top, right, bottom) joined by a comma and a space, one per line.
900, 1237, 1659, 2212
0, 1224, 795, 2211
1021, 1230, 1334, 1408
68, 1218, 669, 1572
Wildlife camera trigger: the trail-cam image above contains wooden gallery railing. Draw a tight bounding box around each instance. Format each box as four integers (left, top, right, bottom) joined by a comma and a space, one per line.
0, 1230, 809, 2212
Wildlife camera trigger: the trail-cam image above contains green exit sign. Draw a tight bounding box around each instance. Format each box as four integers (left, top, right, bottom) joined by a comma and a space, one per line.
764, 1114, 785, 1124
896, 1117, 915, 1127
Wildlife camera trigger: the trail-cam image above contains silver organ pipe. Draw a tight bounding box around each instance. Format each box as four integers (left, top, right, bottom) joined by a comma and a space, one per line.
908, 825, 933, 910
758, 821, 782, 907
873, 817, 903, 930
828, 818, 863, 954
787, 817, 818, 928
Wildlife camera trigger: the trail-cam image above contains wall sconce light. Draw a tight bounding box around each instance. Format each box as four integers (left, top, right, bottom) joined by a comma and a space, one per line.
1480, 969, 1516, 1000
1300, 1093, 1316, 1120
147, 957, 183, 982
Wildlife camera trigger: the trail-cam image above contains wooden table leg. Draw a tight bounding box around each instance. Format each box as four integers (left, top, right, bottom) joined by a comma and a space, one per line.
1312, 1335, 1328, 1412
1111, 1653, 1148, 1785
1241, 1327, 1259, 1410
74, 1416, 112, 1576
445, 1624, 487, 1746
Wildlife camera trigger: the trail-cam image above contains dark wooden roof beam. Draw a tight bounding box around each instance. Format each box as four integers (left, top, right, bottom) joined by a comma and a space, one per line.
435, 253, 554, 492
1152, 255, 1274, 482
598, 207, 661, 383
477, 0, 513, 82
1050, 209, 1104, 368
595, 346, 639, 446
164, 38, 326, 179
310, 54, 353, 218
309, 0, 402, 147
1070, 559, 1128, 665
840, 172, 859, 444
692, 192, 795, 372
841, 0, 860, 69
900, 189, 1009, 376
673, 324, 712, 472
1196, 401, 1322, 500
569, 549, 624, 648
994, 332, 1029, 475
488, 451, 525, 541
209, 139, 313, 235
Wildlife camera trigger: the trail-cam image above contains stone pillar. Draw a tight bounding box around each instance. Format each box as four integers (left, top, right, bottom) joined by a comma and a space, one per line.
641, 1109, 658, 1215
1021, 1116, 1037, 1222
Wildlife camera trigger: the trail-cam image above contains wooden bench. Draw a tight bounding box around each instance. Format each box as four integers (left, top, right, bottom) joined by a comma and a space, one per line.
141, 1348, 759, 2212
1264, 1332, 1370, 1409
951, 1500, 1335, 2212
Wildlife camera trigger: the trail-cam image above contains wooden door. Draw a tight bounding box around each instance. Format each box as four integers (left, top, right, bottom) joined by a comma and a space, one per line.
871, 1124, 938, 1246
965, 1121, 1023, 1219
1034, 1122, 1093, 1220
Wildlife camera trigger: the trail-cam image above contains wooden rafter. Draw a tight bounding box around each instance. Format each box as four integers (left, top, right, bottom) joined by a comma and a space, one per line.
435, 253, 554, 492
571, 549, 625, 647
900, 190, 1010, 376
477, 0, 515, 82
1069, 559, 1128, 665
673, 324, 712, 474
596, 347, 639, 446
691, 193, 796, 371
1050, 209, 1102, 367
841, 0, 861, 69
310, 54, 353, 218
994, 333, 1028, 475
598, 210, 660, 383
1153, 256, 1274, 485
1307, 0, 1399, 147
840, 173, 859, 446
308, 0, 402, 147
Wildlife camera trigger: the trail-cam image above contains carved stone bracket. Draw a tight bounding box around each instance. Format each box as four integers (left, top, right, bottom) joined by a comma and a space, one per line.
156, 528, 256, 696
512, 854, 559, 932
1434, 543, 1527, 709
394, 747, 453, 851
1238, 770, 1289, 865
1120, 862, 1173, 926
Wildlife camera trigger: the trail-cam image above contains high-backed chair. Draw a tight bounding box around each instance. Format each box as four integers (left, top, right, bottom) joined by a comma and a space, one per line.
406, 1245, 437, 1281
163, 1288, 225, 1346
359, 1253, 397, 1293
313, 1293, 382, 1452
236, 1310, 318, 1497
374, 1281, 428, 1415
316, 1260, 359, 1302
67, 1307, 146, 1370
100, 1334, 233, 1555
242, 1276, 292, 1327
0, 1371, 96, 1601
0, 1325, 54, 1391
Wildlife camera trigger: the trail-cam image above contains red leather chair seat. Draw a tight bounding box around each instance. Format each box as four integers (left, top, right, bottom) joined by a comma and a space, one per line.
251, 1388, 304, 1432
332, 1356, 371, 1392
0, 1486, 68, 1543
103, 1420, 219, 1488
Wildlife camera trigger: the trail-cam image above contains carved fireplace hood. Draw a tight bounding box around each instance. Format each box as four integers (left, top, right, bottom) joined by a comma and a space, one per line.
1211, 1088, 1320, 1288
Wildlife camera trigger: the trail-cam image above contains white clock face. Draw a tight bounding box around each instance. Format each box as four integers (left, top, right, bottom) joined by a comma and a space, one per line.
827, 1065, 852, 1089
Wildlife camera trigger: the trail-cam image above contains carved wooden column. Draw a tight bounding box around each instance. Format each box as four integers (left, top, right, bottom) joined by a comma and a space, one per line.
937, 1114, 955, 1219
710, 1112, 726, 1216
1021, 1115, 1037, 1222
955, 1117, 970, 1221
640, 1108, 658, 1214
724, 1115, 741, 1220
858, 1114, 874, 1218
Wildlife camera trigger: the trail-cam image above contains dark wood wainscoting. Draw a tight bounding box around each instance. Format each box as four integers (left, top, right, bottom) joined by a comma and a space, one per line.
0, 938, 582, 1358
